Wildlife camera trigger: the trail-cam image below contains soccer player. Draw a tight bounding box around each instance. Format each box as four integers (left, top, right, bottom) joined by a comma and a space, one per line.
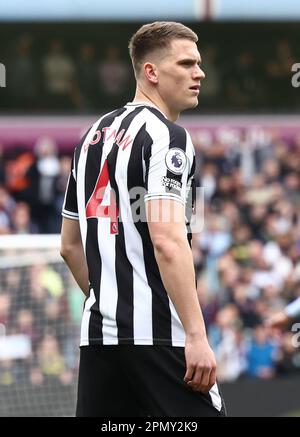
61, 21, 226, 417
266, 297, 300, 330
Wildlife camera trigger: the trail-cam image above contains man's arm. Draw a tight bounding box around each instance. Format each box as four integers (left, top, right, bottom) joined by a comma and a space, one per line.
266, 297, 300, 329
60, 217, 89, 296
146, 198, 216, 393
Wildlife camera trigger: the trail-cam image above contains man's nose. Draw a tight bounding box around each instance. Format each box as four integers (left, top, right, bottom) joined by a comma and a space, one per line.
194, 65, 205, 80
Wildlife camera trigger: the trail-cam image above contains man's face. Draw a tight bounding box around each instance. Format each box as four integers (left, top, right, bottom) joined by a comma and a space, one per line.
156, 39, 205, 115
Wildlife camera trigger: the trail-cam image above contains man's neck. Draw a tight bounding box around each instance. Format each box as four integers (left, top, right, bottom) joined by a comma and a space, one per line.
132, 88, 179, 122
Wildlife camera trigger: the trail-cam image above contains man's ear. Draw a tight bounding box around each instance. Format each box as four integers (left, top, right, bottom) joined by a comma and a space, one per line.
144, 62, 158, 84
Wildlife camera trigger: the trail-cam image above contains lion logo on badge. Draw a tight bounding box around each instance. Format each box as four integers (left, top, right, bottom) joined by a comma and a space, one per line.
165, 148, 187, 175
171, 152, 183, 168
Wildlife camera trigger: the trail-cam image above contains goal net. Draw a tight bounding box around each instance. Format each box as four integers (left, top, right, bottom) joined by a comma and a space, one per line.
0, 235, 84, 417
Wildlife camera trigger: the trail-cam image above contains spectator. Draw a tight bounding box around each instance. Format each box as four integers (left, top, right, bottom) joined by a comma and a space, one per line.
76, 43, 98, 111
11, 202, 37, 234
9, 34, 37, 110
26, 137, 60, 233
42, 39, 77, 110
246, 324, 279, 379
98, 46, 131, 109
31, 334, 73, 385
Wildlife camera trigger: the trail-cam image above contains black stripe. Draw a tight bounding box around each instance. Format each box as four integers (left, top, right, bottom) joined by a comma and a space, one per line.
165, 124, 187, 197
109, 107, 145, 344
188, 154, 196, 180
143, 130, 153, 191
128, 123, 173, 345
74, 127, 91, 177
85, 219, 103, 343
144, 106, 166, 122
63, 170, 78, 215
186, 157, 196, 246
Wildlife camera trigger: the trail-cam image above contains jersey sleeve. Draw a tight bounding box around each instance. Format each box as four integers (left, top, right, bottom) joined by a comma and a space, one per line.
61, 153, 79, 220
144, 125, 195, 205
285, 296, 300, 318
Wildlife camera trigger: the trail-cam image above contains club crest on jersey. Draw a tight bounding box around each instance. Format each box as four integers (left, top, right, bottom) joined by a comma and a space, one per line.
165, 148, 187, 175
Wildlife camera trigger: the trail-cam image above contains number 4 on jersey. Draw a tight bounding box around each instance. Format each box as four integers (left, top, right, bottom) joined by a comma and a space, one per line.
86, 159, 119, 234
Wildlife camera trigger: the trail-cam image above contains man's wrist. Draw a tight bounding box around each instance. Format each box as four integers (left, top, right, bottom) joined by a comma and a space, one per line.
186, 330, 207, 341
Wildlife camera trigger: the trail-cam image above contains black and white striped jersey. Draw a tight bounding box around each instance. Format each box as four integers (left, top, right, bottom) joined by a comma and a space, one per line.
62, 102, 196, 347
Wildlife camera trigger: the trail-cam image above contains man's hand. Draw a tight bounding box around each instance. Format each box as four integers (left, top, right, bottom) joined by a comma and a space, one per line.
265, 311, 290, 330
184, 335, 217, 393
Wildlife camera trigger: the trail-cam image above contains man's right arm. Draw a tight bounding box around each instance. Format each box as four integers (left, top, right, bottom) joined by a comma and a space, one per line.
147, 198, 216, 393
61, 217, 89, 296
60, 150, 89, 296
266, 297, 300, 329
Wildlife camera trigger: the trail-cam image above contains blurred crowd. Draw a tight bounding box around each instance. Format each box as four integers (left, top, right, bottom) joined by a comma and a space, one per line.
0, 260, 84, 387
193, 131, 300, 382
1, 34, 134, 114
1, 128, 300, 386
0, 137, 70, 234
0, 32, 299, 114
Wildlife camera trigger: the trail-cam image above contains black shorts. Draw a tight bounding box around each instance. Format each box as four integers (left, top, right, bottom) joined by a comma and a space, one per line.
76, 345, 227, 417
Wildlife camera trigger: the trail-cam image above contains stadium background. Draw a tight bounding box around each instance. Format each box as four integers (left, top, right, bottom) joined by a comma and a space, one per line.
1, 0, 300, 417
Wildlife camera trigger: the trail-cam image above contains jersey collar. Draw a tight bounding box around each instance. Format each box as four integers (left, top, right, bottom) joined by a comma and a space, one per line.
126, 101, 167, 119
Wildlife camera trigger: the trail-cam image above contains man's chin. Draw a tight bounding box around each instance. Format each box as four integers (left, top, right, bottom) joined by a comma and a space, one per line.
179, 98, 199, 114
186, 98, 199, 110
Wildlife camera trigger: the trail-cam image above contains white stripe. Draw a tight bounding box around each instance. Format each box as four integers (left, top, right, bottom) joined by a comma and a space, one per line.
98, 218, 118, 345
168, 299, 185, 346
145, 111, 171, 198
62, 212, 79, 220
115, 109, 154, 345
144, 193, 185, 205
98, 107, 137, 345
142, 145, 146, 183
62, 209, 79, 217
209, 383, 222, 412
80, 289, 96, 346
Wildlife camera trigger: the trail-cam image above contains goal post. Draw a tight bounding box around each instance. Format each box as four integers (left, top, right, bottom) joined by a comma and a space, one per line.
0, 234, 84, 417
